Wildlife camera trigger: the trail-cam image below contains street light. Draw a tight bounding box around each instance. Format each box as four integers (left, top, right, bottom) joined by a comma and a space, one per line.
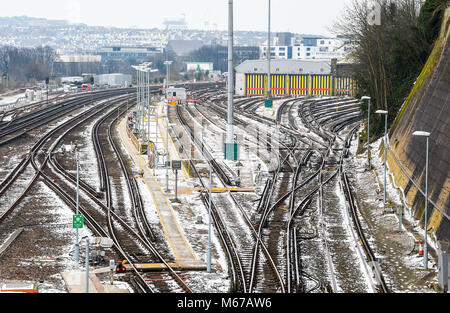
267, 0, 271, 99
207, 161, 212, 273
74, 151, 80, 267
412, 130, 431, 269
132, 63, 156, 138
226, 0, 234, 148
164, 61, 173, 192
375, 109, 388, 209
362, 96, 371, 169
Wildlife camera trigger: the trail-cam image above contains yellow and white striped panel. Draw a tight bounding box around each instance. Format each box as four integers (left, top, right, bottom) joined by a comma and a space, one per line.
289, 75, 309, 96
270, 74, 286, 95
311, 75, 331, 96
245, 74, 266, 96
335, 76, 353, 96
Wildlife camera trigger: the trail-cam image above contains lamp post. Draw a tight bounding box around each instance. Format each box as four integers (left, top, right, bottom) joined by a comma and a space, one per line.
207, 162, 212, 273
132, 63, 155, 137
226, 0, 234, 148
362, 96, 371, 169
164, 61, 173, 192
375, 109, 388, 208
74, 151, 80, 267
85, 238, 90, 293
131, 65, 142, 136
412, 130, 431, 269
132, 64, 158, 173
267, 0, 271, 99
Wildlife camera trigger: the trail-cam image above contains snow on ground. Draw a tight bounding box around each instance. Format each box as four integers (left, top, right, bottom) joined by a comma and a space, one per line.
371, 137, 438, 267
334, 179, 376, 292
346, 133, 439, 292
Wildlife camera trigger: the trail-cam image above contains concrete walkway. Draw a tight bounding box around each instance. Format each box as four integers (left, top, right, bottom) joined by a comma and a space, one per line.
117, 115, 200, 265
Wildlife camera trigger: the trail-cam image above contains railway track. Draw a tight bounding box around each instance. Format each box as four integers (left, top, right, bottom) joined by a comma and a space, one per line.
50, 96, 192, 292
0, 89, 134, 146
0, 92, 130, 223
0, 82, 389, 293
0, 90, 194, 293
298, 97, 389, 293
184, 90, 387, 293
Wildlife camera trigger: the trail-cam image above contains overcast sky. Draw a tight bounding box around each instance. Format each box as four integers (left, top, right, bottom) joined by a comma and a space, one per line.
2, 0, 353, 35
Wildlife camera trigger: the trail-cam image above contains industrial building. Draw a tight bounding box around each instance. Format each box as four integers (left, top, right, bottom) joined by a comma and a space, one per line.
94, 73, 132, 87
91, 46, 164, 61
166, 40, 204, 57
166, 87, 187, 103
186, 62, 214, 72
259, 33, 354, 61
53, 55, 102, 76
235, 59, 356, 97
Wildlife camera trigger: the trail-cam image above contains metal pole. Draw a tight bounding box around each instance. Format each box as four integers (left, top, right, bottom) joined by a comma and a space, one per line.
136, 69, 139, 132
207, 162, 212, 272
155, 100, 158, 171
74, 152, 79, 267
147, 71, 150, 142
367, 98, 371, 169
140, 69, 144, 137
175, 169, 178, 201
165, 61, 172, 192
165, 102, 169, 192
226, 0, 234, 144
424, 136, 429, 269
167, 62, 170, 89
383, 113, 387, 208
267, 0, 271, 98
139, 69, 142, 137
85, 238, 90, 293
137, 69, 140, 135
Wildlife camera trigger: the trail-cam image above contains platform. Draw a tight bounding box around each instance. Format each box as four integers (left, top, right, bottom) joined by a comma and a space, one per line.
117, 115, 200, 264
61, 270, 129, 293
96, 261, 206, 273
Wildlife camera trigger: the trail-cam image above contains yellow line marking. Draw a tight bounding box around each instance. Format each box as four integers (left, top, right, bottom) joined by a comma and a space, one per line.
117, 117, 197, 261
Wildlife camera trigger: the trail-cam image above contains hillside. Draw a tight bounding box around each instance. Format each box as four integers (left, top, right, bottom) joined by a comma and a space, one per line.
386, 7, 450, 242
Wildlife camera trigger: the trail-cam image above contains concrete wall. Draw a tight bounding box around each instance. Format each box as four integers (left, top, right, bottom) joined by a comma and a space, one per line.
387, 8, 450, 242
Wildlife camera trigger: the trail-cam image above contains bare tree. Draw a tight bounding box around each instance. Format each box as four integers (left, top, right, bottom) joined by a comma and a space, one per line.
333, 0, 434, 137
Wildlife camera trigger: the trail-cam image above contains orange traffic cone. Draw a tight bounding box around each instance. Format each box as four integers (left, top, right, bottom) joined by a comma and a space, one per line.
418, 240, 423, 255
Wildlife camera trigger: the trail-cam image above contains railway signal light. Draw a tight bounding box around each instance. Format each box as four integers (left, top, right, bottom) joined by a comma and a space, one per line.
116, 262, 126, 273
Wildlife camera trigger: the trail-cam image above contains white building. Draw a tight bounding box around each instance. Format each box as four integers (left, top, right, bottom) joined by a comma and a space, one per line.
166, 87, 187, 103
58, 55, 102, 63
259, 36, 352, 61
94, 73, 132, 87
186, 62, 214, 72
235, 59, 332, 96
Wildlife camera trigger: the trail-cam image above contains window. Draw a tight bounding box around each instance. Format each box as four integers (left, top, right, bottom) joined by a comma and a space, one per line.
279, 47, 286, 51
320, 40, 325, 44
307, 47, 311, 51
279, 52, 285, 56
306, 53, 310, 56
